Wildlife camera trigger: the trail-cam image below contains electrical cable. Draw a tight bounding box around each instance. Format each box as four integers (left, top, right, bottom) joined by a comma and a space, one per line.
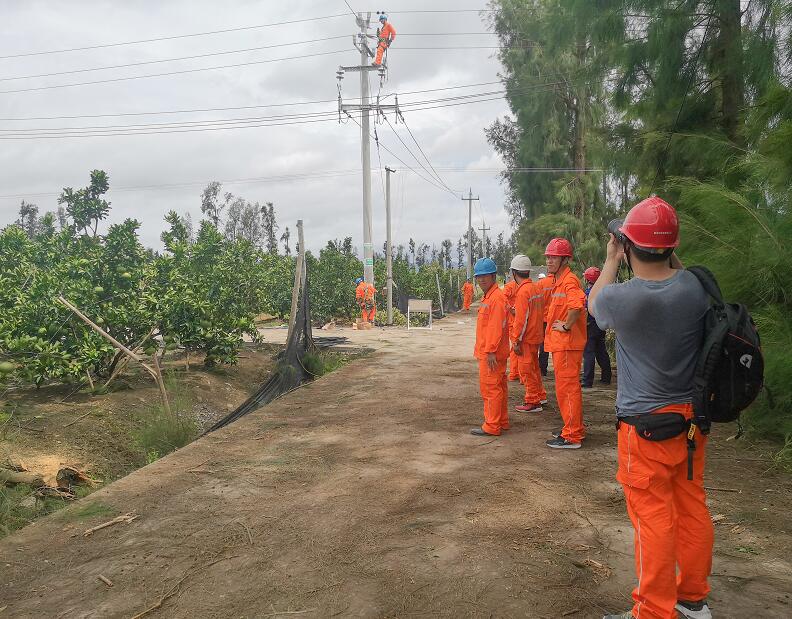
0, 14, 351, 60
0, 49, 349, 95
398, 113, 460, 194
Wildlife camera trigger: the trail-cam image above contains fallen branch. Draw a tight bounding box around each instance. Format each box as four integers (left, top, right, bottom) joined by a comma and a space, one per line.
0, 469, 45, 488
562, 609, 580, 617
262, 611, 316, 617
62, 411, 93, 428
83, 513, 140, 537
236, 521, 254, 546
129, 554, 238, 619
704, 486, 741, 493
98, 574, 114, 587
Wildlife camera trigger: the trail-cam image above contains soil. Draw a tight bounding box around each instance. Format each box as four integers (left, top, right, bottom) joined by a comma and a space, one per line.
0, 343, 281, 488
1, 316, 791, 618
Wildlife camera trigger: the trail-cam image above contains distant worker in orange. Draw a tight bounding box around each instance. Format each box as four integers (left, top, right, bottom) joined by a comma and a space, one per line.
373, 14, 396, 67
355, 277, 377, 323
471, 258, 510, 437
543, 238, 587, 449
509, 255, 548, 413
502, 276, 520, 381
462, 279, 474, 311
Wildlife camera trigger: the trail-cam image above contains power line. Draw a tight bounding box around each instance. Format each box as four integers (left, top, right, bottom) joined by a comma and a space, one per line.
396, 113, 459, 194
0, 80, 504, 121
0, 49, 349, 95
0, 36, 351, 83
0, 14, 350, 60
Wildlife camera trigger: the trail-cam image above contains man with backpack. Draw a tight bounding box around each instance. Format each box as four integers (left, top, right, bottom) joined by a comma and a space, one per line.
589, 197, 714, 619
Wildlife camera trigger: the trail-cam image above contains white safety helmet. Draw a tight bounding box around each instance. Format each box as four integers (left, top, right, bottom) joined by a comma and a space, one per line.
510, 254, 532, 272
537, 273, 547, 279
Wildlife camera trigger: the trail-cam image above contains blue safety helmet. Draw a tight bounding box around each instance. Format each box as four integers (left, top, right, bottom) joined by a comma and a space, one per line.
379, 14, 387, 21
355, 277, 364, 284
473, 258, 497, 277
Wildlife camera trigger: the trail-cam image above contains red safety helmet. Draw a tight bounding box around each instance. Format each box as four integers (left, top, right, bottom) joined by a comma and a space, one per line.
620, 197, 680, 249
583, 267, 601, 283
544, 237, 573, 257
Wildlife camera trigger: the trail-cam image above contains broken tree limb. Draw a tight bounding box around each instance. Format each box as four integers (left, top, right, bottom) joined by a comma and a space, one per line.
0, 469, 45, 488
97, 574, 114, 587
57, 296, 157, 380
83, 513, 140, 537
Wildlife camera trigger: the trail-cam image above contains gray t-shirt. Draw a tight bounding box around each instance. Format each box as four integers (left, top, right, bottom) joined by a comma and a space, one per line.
591, 270, 709, 416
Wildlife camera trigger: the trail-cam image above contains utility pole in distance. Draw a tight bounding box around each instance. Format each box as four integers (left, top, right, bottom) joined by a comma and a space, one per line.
479, 221, 491, 259
385, 166, 396, 325
336, 12, 399, 285
462, 189, 480, 279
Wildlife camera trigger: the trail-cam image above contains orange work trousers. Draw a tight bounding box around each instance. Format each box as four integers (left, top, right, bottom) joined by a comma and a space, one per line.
360, 307, 376, 322
508, 349, 520, 380
463, 295, 473, 311
617, 406, 713, 619
375, 42, 388, 65
551, 350, 585, 443
478, 358, 508, 435
517, 344, 547, 405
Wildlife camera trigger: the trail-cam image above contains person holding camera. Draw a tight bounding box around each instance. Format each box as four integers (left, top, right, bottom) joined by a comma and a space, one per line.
543, 238, 587, 449
589, 198, 713, 619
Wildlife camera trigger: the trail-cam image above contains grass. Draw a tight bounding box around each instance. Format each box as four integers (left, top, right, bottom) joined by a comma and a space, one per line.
0, 484, 94, 538
134, 376, 199, 463
301, 350, 346, 377
60, 500, 116, 522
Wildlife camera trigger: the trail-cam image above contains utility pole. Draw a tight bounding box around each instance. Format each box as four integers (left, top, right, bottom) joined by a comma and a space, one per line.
385, 166, 396, 325
336, 13, 399, 285
479, 221, 491, 258
462, 189, 479, 279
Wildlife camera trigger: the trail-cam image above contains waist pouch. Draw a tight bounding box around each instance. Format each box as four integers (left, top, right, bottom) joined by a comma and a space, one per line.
618, 413, 689, 441
618, 413, 697, 480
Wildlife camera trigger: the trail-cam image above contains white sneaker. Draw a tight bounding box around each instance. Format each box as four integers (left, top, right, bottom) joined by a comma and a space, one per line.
675, 601, 711, 619
540, 399, 548, 405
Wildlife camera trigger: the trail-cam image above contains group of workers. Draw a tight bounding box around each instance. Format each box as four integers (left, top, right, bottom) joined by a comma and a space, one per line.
470, 197, 714, 619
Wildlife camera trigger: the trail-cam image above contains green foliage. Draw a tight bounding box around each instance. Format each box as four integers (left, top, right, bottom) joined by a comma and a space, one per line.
301, 350, 345, 377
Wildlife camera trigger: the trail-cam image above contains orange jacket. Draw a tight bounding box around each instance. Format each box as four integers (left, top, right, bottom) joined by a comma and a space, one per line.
537, 275, 555, 322
462, 281, 474, 298
378, 22, 396, 44
544, 266, 587, 352
502, 280, 517, 325
510, 279, 545, 346
355, 281, 367, 302
474, 284, 510, 361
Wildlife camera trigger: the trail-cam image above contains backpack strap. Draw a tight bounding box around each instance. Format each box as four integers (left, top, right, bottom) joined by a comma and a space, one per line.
687, 265, 725, 307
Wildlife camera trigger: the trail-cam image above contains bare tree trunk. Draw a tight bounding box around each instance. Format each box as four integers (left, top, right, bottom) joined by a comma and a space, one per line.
715, 0, 744, 143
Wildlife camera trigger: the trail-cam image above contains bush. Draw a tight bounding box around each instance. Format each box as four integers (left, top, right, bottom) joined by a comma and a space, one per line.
374, 308, 407, 326
135, 380, 198, 462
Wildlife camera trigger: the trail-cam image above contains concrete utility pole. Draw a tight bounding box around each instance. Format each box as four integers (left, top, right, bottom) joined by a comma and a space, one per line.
479, 221, 491, 258
385, 166, 396, 325
336, 13, 399, 285
462, 189, 480, 279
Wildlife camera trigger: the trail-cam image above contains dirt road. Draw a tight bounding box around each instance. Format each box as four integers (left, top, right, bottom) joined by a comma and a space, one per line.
2, 317, 791, 618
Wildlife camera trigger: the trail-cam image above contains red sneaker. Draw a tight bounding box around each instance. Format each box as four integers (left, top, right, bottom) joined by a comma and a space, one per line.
515, 403, 543, 413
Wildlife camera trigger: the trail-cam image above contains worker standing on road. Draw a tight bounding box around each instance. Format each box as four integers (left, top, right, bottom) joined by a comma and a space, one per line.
581, 267, 612, 389
462, 279, 474, 311
502, 276, 520, 381
591, 198, 713, 619
543, 238, 587, 449
509, 255, 548, 413
373, 14, 396, 67
471, 258, 510, 437
355, 277, 377, 324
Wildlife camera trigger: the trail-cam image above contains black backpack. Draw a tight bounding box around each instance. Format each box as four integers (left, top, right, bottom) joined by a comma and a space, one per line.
688, 266, 764, 434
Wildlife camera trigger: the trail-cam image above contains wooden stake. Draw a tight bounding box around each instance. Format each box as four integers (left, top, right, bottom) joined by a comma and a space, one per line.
85, 371, 95, 391
151, 352, 172, 417
286, 220, 305, 344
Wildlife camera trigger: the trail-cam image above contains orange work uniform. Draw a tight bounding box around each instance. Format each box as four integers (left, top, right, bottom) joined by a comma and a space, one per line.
355, 282, 377, 322
544, 266, 587, 443
474, 284, 510, 435
618, 404, 713, 619
510, 279, 547, 406
462, 281, 474, 311
374, 21, 396, 65
502, 280, 520, 380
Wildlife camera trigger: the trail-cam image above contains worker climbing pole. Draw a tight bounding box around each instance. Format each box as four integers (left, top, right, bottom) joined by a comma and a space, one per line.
372, 13, 396, 67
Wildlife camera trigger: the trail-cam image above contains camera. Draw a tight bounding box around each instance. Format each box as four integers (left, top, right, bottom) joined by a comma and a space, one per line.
608, 219, 627, 245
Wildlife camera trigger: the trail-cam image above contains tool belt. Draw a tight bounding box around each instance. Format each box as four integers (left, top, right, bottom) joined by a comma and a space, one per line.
617, 413, 698, 481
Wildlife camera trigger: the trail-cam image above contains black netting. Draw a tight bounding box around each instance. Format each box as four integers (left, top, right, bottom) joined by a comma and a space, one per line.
206, 265, 316, 433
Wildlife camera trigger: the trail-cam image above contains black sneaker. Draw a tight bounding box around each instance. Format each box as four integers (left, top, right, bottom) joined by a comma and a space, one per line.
551, 428, 562, 439
470, 428, 498, 437
602, 614, 634, 619
546, 436, 581, 449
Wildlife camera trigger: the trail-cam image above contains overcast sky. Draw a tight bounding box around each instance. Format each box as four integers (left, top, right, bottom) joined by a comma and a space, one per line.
0, 1, 512, 255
